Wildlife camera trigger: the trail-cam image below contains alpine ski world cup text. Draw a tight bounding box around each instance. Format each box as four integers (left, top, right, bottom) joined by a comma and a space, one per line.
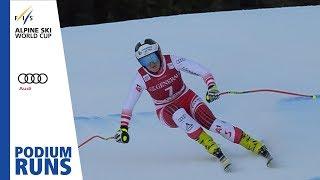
15, 28, 52, 39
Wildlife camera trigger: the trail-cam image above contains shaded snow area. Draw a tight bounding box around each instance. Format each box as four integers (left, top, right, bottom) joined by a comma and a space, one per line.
62, 6, 320, 180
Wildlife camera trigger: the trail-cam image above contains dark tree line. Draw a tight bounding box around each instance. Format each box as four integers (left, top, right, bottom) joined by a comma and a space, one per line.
57, 0, 320, 27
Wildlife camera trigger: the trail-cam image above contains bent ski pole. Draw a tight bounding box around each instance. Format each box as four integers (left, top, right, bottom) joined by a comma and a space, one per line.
218, 89, 318, 99
78, 135, 115, 148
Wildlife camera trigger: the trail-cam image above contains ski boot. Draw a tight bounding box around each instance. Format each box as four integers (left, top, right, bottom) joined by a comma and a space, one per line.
197, 131, 231, 172
214, 149, 232, 172
239, 132, 273, 167
258, 145, 273, 167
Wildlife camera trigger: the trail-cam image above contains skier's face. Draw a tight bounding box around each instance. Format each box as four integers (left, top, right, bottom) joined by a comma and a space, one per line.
146, 58, 161, 73
139, 52, 161, 73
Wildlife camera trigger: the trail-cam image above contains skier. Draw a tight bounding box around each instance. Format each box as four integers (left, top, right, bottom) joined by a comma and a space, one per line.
115, 38, 272, 171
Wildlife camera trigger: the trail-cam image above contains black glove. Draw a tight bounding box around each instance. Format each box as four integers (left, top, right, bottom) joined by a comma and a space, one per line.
205, 84, 220, 103
115, 125, 129, 143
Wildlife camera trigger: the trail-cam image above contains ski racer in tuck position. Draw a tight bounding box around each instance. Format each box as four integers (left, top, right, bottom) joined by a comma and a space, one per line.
115, 38, 273, 171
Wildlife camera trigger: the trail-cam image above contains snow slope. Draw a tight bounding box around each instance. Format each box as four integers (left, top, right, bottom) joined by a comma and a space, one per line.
61, 6, 320, 180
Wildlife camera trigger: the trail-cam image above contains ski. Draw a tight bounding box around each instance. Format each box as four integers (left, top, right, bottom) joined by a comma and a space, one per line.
258, 145, 273, 167
266, 156, 273, 167
223, 162, 232, 172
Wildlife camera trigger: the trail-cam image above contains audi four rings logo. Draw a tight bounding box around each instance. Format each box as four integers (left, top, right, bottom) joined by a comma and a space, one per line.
18, 73, 48, 84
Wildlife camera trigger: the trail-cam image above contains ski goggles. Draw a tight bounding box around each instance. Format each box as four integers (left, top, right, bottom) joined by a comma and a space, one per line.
138, 52, 160, 67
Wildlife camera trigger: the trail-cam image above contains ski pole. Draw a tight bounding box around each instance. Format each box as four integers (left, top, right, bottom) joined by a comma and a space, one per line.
78, 135, 115, 148
218, 89, 318, 99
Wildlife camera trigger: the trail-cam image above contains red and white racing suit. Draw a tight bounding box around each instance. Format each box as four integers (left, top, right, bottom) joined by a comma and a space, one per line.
120, 55, 242, 143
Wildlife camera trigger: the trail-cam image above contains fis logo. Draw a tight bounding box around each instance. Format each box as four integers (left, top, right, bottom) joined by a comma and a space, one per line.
15, 6, 33, 25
